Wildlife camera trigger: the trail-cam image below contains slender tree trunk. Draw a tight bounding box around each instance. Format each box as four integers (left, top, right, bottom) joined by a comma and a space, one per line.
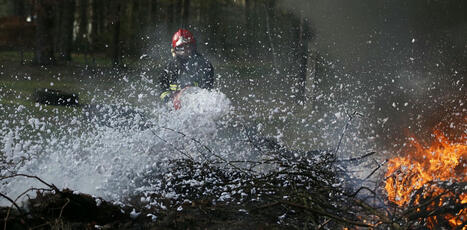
30, 0, 36, 19
56, 0, 75, 62
91, 0, 100, 44
181, 0, 190, 28
112, 0, 122, 67
54, 1, 62, 55
16, 0, 27, 64
296, 10, 312, 103
244, 0, 252, 57
176, 0, 182, 27
305, 50, 318, 103
150, 0, 158, 27
195, 0, 201, 26
13, 0, 26, 16
141, 0, 152, 26
77, 0, 89, 62
167, 0, 175, 35
96, 0, 106, 36
130, 1, 145, 56
207, 0, 221, 53
264, 0, 277, 71
34, 0, 56, 65
139, 0, 152, 50
90, 0, 100, 65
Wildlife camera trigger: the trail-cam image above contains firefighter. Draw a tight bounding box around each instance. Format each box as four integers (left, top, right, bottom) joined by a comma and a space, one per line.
159, 29, 214, 105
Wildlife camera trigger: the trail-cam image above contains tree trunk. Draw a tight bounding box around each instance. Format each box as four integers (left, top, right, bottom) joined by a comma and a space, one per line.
34, 0, 56, 65
244, 0, 252, 57
207, 0, 221, 53
175, 0, 182, 28
167, 0, 175, 35
141, 0, 152, 26
305, 50, 318, 103
264, 0, 277, 71
195, 0, 201, 26
56, 0, 75, 62
13, 0, 26, 16
150, 0, 158, 27
77, 0, 89, 56
91, 0, 100, 45
181, 0, 190, 28
295, 10, 312, 103
111, 0, 122, 67
129, 1, 143, 56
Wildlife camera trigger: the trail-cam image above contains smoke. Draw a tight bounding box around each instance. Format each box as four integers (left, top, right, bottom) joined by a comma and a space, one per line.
279, 0, 466, 150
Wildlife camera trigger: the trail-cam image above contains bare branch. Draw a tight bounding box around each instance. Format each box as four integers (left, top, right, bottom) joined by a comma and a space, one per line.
0, 174, 58, 191
0, 193, 23, 214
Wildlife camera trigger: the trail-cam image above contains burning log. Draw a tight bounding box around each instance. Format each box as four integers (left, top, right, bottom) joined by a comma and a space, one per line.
385, 129, 466, 229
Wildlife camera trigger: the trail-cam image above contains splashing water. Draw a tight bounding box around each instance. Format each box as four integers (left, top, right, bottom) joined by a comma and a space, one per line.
0, 78, 255, 204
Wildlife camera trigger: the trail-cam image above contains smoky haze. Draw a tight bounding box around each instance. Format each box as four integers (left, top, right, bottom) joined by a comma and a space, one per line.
280, 0, 466, 150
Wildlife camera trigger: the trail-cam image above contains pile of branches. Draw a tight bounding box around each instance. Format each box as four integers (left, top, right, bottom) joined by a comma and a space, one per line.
1, 148, 465, 229
129, 143, 376, 229
0, 149, 374, 229
1, 190, 134, 229
0, 174, 151, 229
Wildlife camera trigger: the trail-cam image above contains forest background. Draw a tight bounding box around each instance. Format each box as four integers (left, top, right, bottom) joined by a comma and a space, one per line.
0, 0, 466, 149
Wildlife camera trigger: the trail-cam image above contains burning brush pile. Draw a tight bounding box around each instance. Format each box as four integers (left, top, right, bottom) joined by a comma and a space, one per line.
385, 128, 466, 229
1, 125, 465, 229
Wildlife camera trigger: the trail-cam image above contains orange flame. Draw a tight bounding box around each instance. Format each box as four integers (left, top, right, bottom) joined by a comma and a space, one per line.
385, 129, 466, 229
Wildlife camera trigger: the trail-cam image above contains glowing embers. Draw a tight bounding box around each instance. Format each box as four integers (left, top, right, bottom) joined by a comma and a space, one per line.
385, 130, 466, 229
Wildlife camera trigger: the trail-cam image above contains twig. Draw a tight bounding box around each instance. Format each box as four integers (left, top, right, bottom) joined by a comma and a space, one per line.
354, 199, 399, 229
346, 186, 378, 198
279, 200, 373, 227
159, 126, 251, 174
150, 129, 194, 161
241, 123, 271, 154
364, 159, 387, 180
334, 111, 363, 156
0, 193, 22, 215
317, 218, 331, 229
30, 222, 51, 230
337, 152, 376, 162
0, 174, 59, 191
3, 187, 54, 230
455, 220, 467, 230
398, 192, 447, 221
2, 192, 25, 230
160, 126, 213, 155
249, 201, 280, 212
14, 187, 53, 204
58, 198, 70, 219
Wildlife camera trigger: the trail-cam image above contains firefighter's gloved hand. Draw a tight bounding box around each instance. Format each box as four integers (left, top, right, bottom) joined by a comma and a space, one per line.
171, 87, 192, 110
159, 91, 174, 103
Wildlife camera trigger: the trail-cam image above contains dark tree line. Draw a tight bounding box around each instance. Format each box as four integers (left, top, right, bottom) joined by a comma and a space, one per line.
3, 0, 316, 100
5, 1, 312, 60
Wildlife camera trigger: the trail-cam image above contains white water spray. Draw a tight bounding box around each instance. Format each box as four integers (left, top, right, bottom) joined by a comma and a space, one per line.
0, 82, 251, 204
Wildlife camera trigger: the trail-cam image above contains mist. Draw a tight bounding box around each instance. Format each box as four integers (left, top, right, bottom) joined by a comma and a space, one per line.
279, 0, 466, 150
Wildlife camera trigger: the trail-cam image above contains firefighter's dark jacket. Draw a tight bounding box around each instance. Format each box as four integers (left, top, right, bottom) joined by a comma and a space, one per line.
159, 52, 214, 101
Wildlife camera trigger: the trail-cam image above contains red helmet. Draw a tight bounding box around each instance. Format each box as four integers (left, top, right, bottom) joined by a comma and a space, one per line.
171, 29, 196, 49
